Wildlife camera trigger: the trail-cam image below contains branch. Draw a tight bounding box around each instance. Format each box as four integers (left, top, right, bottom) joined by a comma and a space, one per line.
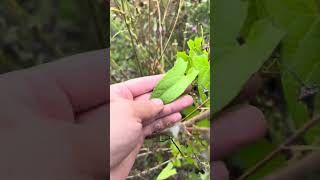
186, 127, 210, 133
237, 115, 320, 180
183, 110, 210, 127
137, 148, 171, 158
282, 145, 320, 151
263, 152, 320, 180
126, 157, 182, 179
157, 0, 184, 62
118, 0, 143, 76
181, 98, 210, 122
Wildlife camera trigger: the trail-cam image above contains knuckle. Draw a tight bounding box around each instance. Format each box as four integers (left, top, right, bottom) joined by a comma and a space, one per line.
153, 121, 163, 133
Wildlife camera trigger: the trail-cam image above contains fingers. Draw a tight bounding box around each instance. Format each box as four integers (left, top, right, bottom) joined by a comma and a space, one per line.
110, 137, 144, 180
70, 105, 107, 176
156, 95, 193, 118
39, 49, 108, 113
135, 94, 193, 126
111, 75, 164, 98
211, 161, 229, 180
143, 113, 182, 137
211, 105, 266, 161
131, 99, 164, 122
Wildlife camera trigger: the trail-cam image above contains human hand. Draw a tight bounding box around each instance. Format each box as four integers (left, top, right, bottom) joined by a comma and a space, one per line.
211, 74, 267, 180
0, 50, 107, 180
110, 75, 194, 179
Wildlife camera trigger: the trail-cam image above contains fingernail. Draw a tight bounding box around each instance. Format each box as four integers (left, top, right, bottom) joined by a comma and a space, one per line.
151, 98, 163, 106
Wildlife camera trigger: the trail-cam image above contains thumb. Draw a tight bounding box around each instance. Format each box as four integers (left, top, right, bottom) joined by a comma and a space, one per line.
131, 99, 164, 122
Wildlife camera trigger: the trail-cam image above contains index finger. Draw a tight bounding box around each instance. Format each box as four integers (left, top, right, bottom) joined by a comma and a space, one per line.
3, 49, 108, 114
111, 74, 164, 98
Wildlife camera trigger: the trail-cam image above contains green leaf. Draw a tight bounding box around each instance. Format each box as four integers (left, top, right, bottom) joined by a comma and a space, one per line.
213, 0, 248, 50
172, 159, 182, 167
170, 141, 183, 157
265, 0, 317, 28
181, 105, 199, 118
281, 17, 320, 142
156, 162, 177, 180
152, 58, 199, 104
177, 51, 189, 61
232, 139, 286, 180
198, 67, 210, 104
187, 172, 199, 180
187, 39, 195, 51
195, 118, 209, 127
200, 171, 210, 180
191, 53, 210, 104
213, 19, 285, 113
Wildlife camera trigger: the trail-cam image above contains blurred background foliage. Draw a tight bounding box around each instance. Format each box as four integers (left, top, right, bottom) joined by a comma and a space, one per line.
111, 0, 210, 179
212, 0, 320, 179
110, 0, 209, 83
0, 0, 107, 73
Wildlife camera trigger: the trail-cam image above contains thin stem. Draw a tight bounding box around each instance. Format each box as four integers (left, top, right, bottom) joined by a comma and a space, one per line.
126, 158, 181, 179
186, 127, 210, 132
184, 110, 210, 127
181, 98, 210, 122
119, 0, 143, 76
161, 0, 172, 25
155, 0, 165, 73
157, 0, 184, 63
282, 145, 320, 151
111, 58, 129, 80
137, 148, 171, 158
237, 115, 320, 180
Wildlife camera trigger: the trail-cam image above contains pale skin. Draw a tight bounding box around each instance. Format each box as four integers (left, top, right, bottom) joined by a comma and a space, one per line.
110, 75, 194, 179
0, 49, 266, 180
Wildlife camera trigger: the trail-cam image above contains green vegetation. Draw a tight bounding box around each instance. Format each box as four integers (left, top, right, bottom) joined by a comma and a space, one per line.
152, 37, 209, 105
111, 0, 210, 179
0, 0, 107, 73
213, 0, 320, 179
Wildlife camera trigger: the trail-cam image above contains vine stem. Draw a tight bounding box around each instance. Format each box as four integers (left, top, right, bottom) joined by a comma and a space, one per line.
263, 152, 320, 180
119, 0, 143, 76
155, 0, 164, 73
126, 157, 182, 179
181, 98, 210, 122
183, 110, 210, 127
186, 127, 210, 132
157, 0, 184, 63
136, 148, 171, 158
237, 115, 320, 180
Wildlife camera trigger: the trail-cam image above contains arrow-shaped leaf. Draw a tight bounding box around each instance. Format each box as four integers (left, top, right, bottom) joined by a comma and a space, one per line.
213, 19, 285, 113
151, 58, 199, 104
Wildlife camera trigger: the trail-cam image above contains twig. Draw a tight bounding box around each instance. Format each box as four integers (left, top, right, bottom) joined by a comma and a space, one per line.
157, 0, 184, 63
237, 115, 320, 180
111, 58, 129, 80
119, 0, 143, 76
282, 145, 320, 151
181, 98, 210, 122
263, 152, 320, 180
126, 158, 181, 179
183, 110, 210, 127
137, 148, 171, 158
162, 0, 172, 25
186, 127, 210, 133
155, 0, 165, 73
